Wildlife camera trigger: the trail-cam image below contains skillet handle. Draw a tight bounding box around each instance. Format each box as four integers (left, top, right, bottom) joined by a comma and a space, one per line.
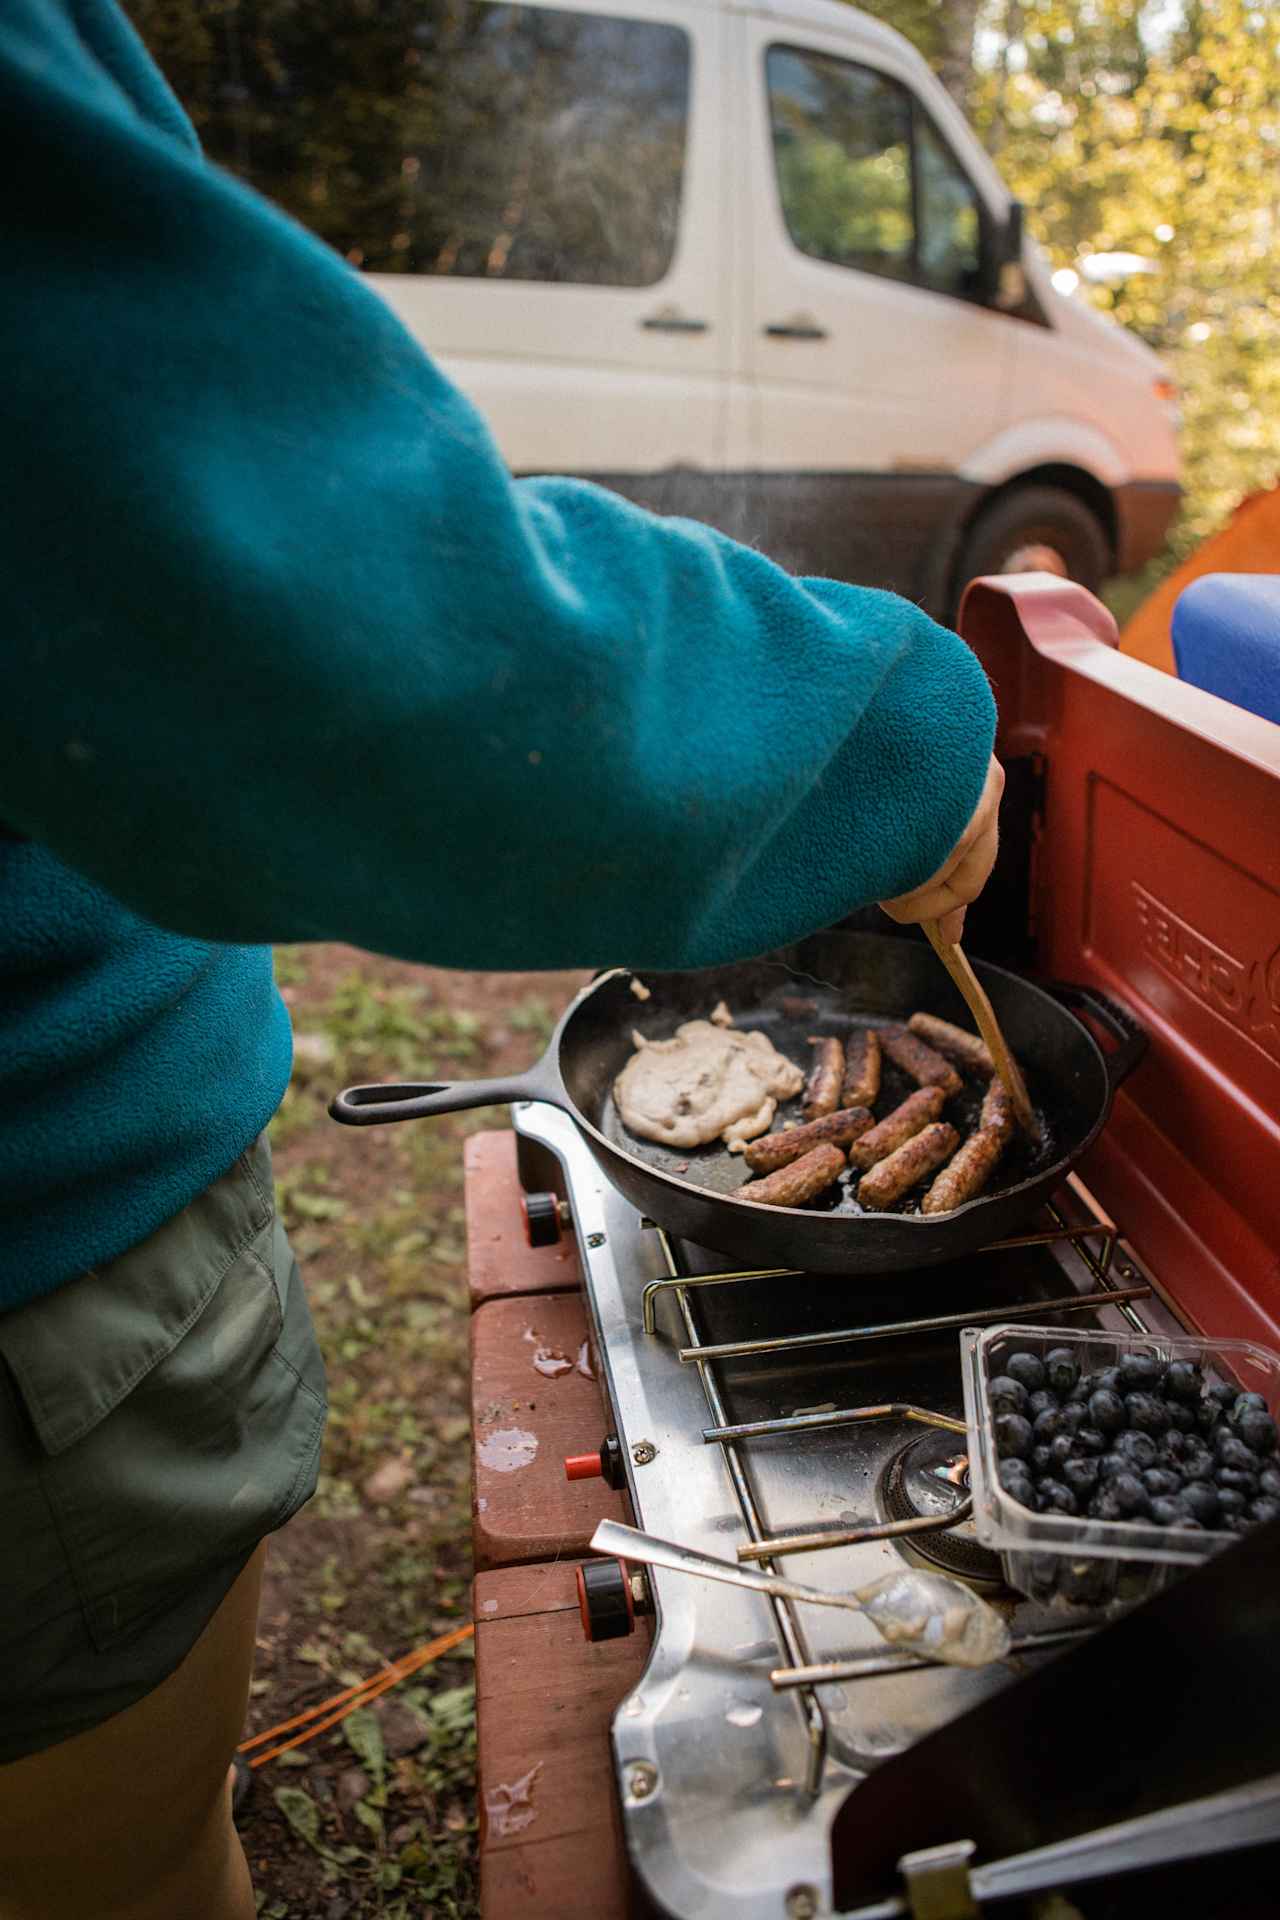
1042, 982, 1148, 1095
329, 1048, 567, 1126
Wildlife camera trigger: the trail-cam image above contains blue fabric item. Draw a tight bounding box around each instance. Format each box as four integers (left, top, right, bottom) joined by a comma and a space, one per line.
1172, 575, 1280, 727
0, 0, 994, 1309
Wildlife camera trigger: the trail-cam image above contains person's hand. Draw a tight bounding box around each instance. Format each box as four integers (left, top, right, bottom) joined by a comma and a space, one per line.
879, 754, 1004, 947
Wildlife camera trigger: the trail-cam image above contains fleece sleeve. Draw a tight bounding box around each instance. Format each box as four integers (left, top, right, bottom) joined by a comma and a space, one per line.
0, 0, 995, 973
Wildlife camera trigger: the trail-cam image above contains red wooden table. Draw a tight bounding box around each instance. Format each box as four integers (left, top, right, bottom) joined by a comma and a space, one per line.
467, 1130, 649, 1918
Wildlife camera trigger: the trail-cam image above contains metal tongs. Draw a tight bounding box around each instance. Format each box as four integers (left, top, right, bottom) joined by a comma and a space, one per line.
592, 1519, 1011, 1669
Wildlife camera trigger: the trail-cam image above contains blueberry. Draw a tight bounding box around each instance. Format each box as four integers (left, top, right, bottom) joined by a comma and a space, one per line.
1098, 1452, 1130, 1482
1027, 1553, 1060, 1594
1214, 1431, 1254, 1470
1075, 1426, 1107, 1456
1006, 1352, 1046, 1392
1160, 1430, 1189, 1461
1259, 1466, 1280, 1500
1114, 1430, 1158, 1470
1061, 1560, 1113, 1606
1125, 1392, 1171, 1437
1196, 1402, 1222, 1438
1249, 1497, 1280, 1525
1119, 1352, 1163, 1392
1033, 1407, 1065, 1443
1184, 1455, 1217, 1492
1180, 1481, 1219, 1525
998, 1460, 1034, 1504
1037, 1478, 1078, 1515
1027, 1389, 1060, 1422
1095, 1367, 1124, 1396
1235, 1410, 1278, 1455
1149, 1496, 1181, 1526
1063, 1456, 1101, 1497
1229, 1391, 1269, 1422
1089, 1389, 1126, 1435
1030, 1443, 1055, 1477
1091, 1486, 1125, 1521
1164, 1360, 1203, 1403
1216, 1487, 1247, 1519
995, 1412, 1033, 1459
1142, 1467, 1181, 1498
1166, 1402, 1198, 1434
1045, 1348, 1080, 1396
1110, 1472, 1149, 1516
988, 1374, 1029, 1417
1059, 1402, 1088, 1435
1216, 1465, 1259, 1497
1207, 1382, 1239, 1411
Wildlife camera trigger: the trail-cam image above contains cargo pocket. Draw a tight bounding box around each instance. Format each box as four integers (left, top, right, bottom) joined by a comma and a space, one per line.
0, 1137, 326, 1653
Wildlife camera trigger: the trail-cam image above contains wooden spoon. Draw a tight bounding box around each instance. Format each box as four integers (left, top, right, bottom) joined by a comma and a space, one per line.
922, 919, 1037, 1137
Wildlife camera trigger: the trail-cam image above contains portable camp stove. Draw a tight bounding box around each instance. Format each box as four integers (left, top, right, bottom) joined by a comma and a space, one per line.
513, 1097, 1182, 1918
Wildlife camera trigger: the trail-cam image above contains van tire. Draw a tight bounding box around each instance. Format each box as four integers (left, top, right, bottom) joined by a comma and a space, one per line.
953, 486, 1112, 613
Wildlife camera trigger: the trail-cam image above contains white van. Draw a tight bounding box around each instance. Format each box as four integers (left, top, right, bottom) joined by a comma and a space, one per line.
362, 0, 1181, 615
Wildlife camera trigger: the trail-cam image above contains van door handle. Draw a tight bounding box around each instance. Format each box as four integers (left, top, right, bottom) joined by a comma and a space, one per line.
764, 315, 828, 340
641, 306, 710, 333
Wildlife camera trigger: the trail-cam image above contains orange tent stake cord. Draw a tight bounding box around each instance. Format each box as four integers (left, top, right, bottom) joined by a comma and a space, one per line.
239, 1621, 475, 1769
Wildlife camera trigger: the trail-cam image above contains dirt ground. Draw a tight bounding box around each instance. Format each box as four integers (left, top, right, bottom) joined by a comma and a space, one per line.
239, 947, 588, 1919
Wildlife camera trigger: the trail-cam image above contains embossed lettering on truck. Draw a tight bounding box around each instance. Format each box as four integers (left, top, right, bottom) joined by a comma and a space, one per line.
1132, 881, 1280, 1063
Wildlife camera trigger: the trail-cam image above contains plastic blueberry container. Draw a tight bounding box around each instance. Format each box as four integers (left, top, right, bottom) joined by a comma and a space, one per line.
961, 1322, 1280, 1612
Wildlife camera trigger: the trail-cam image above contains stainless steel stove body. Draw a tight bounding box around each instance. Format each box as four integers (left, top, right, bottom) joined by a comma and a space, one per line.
514, 1100, 1186, 1920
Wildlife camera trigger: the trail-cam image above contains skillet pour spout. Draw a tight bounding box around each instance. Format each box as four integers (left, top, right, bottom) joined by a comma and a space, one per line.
330, 931, 1147, 1275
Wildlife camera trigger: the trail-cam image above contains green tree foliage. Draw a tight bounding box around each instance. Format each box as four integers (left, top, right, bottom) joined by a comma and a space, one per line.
128, 0, 468, 271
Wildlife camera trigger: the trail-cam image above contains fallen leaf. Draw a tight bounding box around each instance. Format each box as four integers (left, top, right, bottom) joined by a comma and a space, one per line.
363, 1456, 415, 1504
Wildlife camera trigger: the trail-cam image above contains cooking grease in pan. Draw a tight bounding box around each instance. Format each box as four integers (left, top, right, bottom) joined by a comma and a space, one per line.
602, 985, 1057, 1218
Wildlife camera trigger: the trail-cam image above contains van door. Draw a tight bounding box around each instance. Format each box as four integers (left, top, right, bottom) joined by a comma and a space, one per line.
739, 16, 1012, 593
366, 0, 725, 480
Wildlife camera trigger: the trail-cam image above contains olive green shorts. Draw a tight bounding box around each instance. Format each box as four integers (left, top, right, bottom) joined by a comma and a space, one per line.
0, 1135, 326, 1765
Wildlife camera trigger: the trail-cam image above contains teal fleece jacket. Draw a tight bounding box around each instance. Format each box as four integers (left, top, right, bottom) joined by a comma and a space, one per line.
0, 0, 995, 1307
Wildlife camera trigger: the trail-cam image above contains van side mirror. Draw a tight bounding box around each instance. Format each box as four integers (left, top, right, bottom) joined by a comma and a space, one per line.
994, 200, 1027, 311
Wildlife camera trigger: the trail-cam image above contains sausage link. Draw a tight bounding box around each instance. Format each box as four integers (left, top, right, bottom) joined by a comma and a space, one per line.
850, 1087, 946, 1171
921, 1125, 1009, 1215
878, 1026, 964, 1099
907, 1012, 994, 1078
737, 1142, 846, 1208
981, 1078, 1015, 1143
802, 1036, 846, 1121
842, 1028, 882, 1109
743, 1107, 875, 1174
858, 1123, 959, 1211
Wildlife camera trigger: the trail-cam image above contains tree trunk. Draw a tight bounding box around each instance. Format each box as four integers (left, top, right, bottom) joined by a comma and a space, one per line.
935, 0, 981, 112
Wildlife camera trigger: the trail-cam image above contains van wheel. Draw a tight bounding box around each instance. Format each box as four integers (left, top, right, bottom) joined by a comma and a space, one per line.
953, 486, 1111, 612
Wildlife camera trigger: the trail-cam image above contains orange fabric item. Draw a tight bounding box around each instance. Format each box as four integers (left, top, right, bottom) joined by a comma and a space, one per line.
1119, 487, 1280, 674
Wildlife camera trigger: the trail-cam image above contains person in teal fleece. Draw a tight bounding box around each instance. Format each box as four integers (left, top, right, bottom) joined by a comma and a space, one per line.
0, 3, 1002, 1915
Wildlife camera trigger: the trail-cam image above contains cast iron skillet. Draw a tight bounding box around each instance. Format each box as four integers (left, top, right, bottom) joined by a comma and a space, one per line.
329, 930, 1146, 1274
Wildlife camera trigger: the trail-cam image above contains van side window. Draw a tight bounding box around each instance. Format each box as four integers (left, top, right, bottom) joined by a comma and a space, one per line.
767, 49, 913, 281
393, 4, 689, 286
915, 116, 982, 296
766, 46, 985, 302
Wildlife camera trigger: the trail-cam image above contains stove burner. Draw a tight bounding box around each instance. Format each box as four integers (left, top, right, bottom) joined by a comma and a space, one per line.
881, 1430, 1004, 1587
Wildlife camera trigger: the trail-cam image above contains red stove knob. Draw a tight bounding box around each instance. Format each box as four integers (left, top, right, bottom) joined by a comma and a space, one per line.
564, 1434, 627, 1490
577, 1558, 636, 1642
521, 1189, 568, 1247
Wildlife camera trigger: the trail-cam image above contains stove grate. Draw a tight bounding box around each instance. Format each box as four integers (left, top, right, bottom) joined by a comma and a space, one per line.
645, 1172, 1156, 1772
